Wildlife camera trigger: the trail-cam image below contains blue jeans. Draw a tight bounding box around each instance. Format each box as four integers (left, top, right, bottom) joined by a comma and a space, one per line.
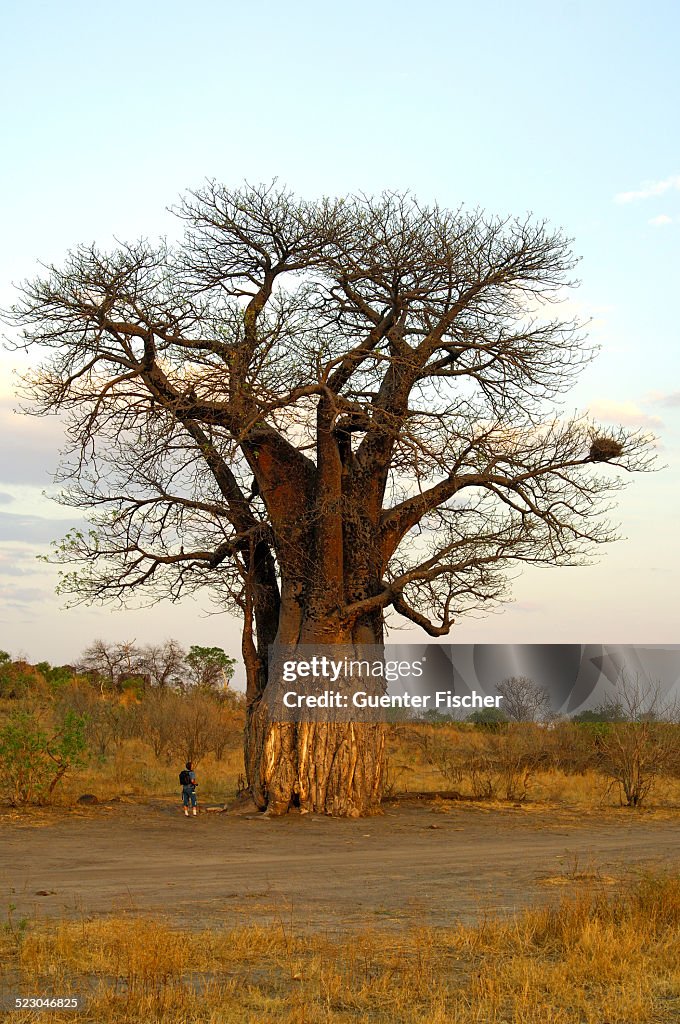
182, 785, 197, 807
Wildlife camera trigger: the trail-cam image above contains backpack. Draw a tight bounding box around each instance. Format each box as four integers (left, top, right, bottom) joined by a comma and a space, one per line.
179, 769, 191, 786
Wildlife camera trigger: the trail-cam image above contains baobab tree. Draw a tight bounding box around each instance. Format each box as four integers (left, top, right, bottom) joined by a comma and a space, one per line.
6, 182, 654, 815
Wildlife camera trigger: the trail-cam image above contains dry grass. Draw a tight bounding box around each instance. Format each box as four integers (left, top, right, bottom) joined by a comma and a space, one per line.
3, 711, 679, 814
3, 874, 679, 1023
533, 768, 680, 809
52, 730, 680, 814
54, 740, 243, 807
385, 724, 680, 810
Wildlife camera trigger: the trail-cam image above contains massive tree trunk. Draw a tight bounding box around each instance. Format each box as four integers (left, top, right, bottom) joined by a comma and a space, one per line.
245, 707, 386, 817
240, 393, 390, 816
243, 601, 387, 817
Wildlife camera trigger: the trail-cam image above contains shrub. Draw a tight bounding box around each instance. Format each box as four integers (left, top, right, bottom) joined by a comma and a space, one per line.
420, 722, 549, 801
0, 657, 46, 700
137, 688, 243, 764
137, 689, 181, 761
598, 721, 679, 806
467, 707, 508, 730
0, 707, 87, 804
466, 725, 548, 800
57, 685, 138, 759
34, 662, 76, 693
594, 676, 680, 807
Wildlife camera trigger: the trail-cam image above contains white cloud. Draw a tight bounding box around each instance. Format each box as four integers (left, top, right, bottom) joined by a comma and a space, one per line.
614, 175, 680, 204
645, 391, 680, 409
648, 214, 673, 226
1, 582, 51, 609
588, 399, 663, 429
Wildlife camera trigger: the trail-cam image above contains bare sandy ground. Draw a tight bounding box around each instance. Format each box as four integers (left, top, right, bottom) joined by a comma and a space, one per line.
2, 800, 678, 933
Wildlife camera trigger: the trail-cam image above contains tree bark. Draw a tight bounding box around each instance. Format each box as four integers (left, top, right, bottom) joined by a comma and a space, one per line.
245, 706, 385, 816
240, 394, 389, 816
243, 606, 386, 817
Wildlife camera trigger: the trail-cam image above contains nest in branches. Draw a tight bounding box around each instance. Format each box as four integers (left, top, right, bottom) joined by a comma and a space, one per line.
589, 436, 624, 462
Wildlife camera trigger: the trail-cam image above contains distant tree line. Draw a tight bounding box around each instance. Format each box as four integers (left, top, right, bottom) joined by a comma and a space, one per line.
0, 640, 236, 699
78, 639, 236, 693
0, 640, 243, 805
1, 651, 678, 809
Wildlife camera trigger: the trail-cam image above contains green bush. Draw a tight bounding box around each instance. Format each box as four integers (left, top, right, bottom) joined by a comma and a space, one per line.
35, 661, 76, 693
467, 707, 509, 730
0, 708, 87, 805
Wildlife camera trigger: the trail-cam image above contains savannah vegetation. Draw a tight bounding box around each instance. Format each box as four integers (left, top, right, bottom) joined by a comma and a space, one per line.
5, 182, 656, 815
0, 642, 243, 807
1, 648, 678, 811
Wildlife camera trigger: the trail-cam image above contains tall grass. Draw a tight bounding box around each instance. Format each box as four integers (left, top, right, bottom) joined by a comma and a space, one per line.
3, 874, 679, 1022
54, 740, 244, 806
385, 723, 680, 809
2, 701, 679, 811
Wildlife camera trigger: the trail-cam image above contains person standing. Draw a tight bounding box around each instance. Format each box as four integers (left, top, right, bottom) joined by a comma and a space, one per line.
179, 761, 198, 816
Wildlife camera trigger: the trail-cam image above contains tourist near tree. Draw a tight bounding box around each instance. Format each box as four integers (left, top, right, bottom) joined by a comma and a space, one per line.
5, 183, 654, 815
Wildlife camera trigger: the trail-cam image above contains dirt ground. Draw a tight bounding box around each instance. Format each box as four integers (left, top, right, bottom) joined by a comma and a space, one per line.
2, 799, 679, 933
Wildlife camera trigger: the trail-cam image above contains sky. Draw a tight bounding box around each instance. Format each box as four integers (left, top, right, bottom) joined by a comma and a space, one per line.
1, 0, 679, 677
